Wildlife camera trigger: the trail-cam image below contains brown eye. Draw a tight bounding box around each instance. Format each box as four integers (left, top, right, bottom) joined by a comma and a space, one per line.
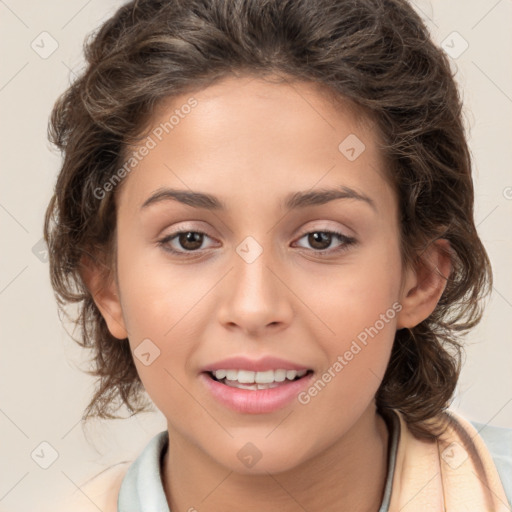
159, 230, 216, 255
294, 229, 357, 257
307, 232, 333, 250
177, 231, 204, 251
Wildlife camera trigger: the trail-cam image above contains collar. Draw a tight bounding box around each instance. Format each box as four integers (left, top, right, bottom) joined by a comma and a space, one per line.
117, 429, 171, 512
387, 408, 510, 511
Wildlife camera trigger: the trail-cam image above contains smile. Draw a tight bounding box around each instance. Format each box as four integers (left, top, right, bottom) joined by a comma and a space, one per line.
201, 369, 315, 413
209, 369, 311, 390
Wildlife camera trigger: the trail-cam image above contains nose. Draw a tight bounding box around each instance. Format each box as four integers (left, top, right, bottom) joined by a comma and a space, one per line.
217, 241, 294, 337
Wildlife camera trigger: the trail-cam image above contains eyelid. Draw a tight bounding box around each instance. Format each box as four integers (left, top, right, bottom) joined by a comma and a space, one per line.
158, 228, 217, 250
295, 222, 353, 238
157, 220, 214, 239
157, 222, 358, 257
293, 219, 358, 242
293, 228, 356, 254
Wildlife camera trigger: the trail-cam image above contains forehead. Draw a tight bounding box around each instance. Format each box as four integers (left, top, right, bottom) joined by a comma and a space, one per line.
117, 75, 394, 215
149, 74, 374, 149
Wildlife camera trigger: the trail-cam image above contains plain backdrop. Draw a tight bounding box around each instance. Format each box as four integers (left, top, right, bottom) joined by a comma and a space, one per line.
1, 1, 511, 511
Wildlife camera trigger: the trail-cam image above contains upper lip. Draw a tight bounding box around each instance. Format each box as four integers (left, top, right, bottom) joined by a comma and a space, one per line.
201, 356, 312, 373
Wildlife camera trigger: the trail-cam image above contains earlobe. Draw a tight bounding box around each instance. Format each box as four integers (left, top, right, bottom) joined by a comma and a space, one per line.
79, 254, 128, 340
396, 239, 452, 329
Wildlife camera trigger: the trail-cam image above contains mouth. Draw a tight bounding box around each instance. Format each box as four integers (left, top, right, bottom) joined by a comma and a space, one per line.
200, 367, 316, 414
204, 368, 315, 391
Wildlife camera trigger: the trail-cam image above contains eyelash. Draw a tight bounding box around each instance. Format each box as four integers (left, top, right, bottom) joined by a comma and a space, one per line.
157, 229, 357, 258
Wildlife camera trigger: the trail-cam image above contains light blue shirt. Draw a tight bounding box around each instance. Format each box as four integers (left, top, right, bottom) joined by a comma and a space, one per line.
117, 410, 512, 511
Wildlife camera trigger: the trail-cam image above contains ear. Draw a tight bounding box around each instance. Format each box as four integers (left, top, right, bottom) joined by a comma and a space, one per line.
396, 239, 452, 329
79, 254, 128, 340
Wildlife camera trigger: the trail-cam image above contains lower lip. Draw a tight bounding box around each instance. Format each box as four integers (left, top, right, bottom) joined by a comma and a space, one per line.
200, 372, 315, 414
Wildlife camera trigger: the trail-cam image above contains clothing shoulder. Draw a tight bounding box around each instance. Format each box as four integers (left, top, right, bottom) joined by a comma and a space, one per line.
55, 461, 131, 512
469, 418, 512, 507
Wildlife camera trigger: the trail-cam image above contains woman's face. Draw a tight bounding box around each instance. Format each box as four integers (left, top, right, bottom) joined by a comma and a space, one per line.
110, 75, 409, 473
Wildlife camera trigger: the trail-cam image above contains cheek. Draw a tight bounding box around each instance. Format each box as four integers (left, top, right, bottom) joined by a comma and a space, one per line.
301, 297, 398, 435
115, 239, 204, 407
302, 244, 402, 340
301, 242, 401, 396
116, 232, 205, 337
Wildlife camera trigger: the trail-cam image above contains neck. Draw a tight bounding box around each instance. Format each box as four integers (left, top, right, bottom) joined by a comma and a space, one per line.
163, 403, 390, 512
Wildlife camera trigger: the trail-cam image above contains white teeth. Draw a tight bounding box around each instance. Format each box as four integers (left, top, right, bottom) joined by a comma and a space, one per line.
286, 370, 298, 380
211, 368, 310, 384
225, 369, 238, 381
274, 369, 287, 382
237, 370, 255, 383
214, 369, 227, 379
255, 370, 275, 384
223, 380, 281, 390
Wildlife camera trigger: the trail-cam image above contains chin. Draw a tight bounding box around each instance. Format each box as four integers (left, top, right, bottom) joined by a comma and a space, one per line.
212, 441, 311, 476
232, 457, 304, 476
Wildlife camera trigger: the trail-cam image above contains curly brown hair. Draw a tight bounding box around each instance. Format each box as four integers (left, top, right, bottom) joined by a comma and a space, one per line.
44, 0, 492, 439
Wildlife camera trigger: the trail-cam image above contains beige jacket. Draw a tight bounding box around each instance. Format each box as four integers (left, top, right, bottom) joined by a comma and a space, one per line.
56, 409, 510, 511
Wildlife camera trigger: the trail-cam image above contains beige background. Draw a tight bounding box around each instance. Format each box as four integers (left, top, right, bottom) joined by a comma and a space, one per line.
0, 1, 511, 511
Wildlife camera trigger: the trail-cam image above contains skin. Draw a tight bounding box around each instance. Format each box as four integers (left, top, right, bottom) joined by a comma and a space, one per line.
84, 74, 451, 512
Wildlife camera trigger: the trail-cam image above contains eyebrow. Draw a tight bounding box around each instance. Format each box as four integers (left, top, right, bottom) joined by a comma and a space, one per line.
140, 186, 377, 212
